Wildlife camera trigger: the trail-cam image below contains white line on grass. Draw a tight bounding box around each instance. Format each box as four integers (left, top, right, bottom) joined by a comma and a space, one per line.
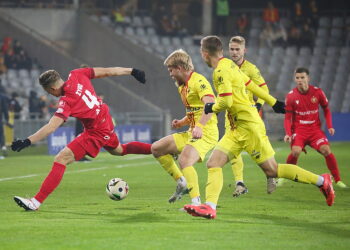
0, 161, 154, 182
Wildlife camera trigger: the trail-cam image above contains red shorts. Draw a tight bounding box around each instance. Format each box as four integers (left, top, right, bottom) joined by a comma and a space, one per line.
291, 128, 329, 151
67, 131, 119, 161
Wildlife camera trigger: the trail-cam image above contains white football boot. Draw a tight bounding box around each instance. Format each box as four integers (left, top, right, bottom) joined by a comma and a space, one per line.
14, 196, 39, 211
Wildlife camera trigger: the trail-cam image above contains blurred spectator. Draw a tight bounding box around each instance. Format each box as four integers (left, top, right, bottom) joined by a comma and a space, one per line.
263, 1, 280, 25
288, 25, 301, 47
4, 48, 17, 69
306, 0, 319, 29
17, 50, 32, 70
29, 90, 41, 119
13, 40, 23, 55
159, 15, 174, 36
39, 95, 49, 119
0, 86, 9, 159
187, 0, 202, 35
260, 23, 275, 47
299, 23, 315, 49
48, 99, 58, 114
171, 14, 187, 37
0, 53, 7, 75
292, 1, 304, 28
272, 24, 288, 47
215, 0, 229, 35
9, 92, 22, 120
1, 37, 12, 54
237, 13, 248, 36
112, 8, 127, 27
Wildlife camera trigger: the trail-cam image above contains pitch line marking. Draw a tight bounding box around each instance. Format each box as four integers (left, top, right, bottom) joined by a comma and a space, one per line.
0, 161, 154, 182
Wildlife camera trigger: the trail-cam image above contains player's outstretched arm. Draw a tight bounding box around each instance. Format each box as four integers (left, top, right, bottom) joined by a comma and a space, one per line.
93, 67, 146, 83
245, 80, 285, 113
11, 116, 64, 152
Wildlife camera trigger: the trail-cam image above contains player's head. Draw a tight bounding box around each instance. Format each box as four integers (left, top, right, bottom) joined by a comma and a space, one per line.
200, 36, 223, 68
229, 36, 246, 64
164, 49, 194, 84
294, 67, 310, 93
39, 70, 64, 97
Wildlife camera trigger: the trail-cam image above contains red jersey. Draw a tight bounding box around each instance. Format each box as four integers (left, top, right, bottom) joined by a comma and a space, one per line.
54, 68, 110, 131
284, 84, 333, 135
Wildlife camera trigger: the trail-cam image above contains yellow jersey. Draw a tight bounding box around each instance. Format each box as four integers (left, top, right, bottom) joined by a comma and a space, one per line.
212, 58, 262, 127
238, 59, 269, 106
178, 71, 217, 129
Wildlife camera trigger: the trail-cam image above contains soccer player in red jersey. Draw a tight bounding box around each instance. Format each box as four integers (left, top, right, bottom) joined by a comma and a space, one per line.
284, 67, 347, 188
11, 66, 152, 211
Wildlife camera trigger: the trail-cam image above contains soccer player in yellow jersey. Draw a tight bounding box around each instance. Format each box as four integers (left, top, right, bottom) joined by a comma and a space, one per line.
151, 49, 218, 205
228, 36, 276, 197
184, 36, 335, 219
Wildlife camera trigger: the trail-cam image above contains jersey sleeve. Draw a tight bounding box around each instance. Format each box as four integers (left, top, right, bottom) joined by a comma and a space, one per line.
70, 68, 95, 79
214, 69, 233, 96
318, 89, 329, 107
194, 77, 215, 100
54, 95, 74, 121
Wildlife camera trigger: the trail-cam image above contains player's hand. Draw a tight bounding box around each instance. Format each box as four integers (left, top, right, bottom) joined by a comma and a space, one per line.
284, 135, 291, 143
204, 103, 215, 114
328, 128, 335, 136
192, 126, 203, 139
171, 119, 182, 129
11, 138, 31, 152
131, 68, 146, 84
272, 100, 285, 114
256, 103, 262, 112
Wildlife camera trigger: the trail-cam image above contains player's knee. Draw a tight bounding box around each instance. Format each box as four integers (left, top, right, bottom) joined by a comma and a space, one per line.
151, 142, 161, 157
206, 158, 216, 169
320, 146, 331, 156
291, 149, 301, 158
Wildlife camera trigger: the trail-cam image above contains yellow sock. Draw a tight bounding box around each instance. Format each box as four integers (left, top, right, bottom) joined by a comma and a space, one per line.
278, 164, 318, 185
206, 167, 223, 205
231, 154, 244, 182
156, 155, 183, 181
182, 166, 200, 198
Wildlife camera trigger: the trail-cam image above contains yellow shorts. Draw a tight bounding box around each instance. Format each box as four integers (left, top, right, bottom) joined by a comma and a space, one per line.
173, 126, 218, 161
215, 121, 275, 164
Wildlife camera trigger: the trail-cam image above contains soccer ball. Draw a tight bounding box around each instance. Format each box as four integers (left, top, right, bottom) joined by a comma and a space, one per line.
106, 178, 129, 201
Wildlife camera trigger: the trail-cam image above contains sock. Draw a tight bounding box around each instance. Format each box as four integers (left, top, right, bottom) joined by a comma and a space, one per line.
231, 154, 244, 183
205, 167, 223, 205
191, 196, 201, 205
325, 153, 340, 182
206, 201, 217, 210
34, 162, 66, 203
156, 155, 183, 181
31, 197, 41, 208
182, 166, 200, 198
277, 164, 319, 185
316, 175, 324, 187
121, 142, 151, 155
286, 153, 298, 164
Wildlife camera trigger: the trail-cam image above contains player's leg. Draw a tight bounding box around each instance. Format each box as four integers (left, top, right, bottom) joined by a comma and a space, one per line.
14, 146, 76, 211
287, 146, 302, 164
107, 141, 151, 156
231, 154, 248, 197
177, 145, 201, 204
259, 157, 335, 206
318, 144, 347, 188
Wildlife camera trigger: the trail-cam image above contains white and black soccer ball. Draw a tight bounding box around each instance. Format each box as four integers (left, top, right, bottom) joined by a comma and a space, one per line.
106, 178, 129, 201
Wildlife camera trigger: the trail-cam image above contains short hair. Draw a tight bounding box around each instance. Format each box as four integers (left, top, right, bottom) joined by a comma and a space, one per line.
295, 67, 309, 75
39, 70, 61, 89
201, 36, 223, 56
229, 36, 246, 46
164, 49, 194, 71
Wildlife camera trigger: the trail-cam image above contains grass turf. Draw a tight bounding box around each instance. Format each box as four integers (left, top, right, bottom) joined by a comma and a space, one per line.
0, 142, 349, 249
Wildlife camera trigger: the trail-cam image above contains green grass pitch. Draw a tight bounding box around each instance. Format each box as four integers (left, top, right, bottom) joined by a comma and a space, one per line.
0, 142, 350, 249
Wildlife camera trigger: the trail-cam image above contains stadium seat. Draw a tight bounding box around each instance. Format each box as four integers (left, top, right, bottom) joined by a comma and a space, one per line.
160, 37, 171, 46
146, 27, 156, 36
135, 27, 146, 36
332, 17, 344, 28
132, 16, 143, 27
318, 17, 331, 28
143, 16, 154, 27
171, 37, 182, 47
125, 27, 135, 37
182, 36, 193, 47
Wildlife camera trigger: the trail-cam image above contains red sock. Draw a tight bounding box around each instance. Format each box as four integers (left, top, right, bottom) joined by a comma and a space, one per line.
286, 153, 298, 164
121, 142, 152, 155
325, 153, 341, 182
34, 162, 66, 203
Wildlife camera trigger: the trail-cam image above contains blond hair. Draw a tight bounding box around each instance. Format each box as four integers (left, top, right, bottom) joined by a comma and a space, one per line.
229, 36, 246, 46
164, 49, 194, 71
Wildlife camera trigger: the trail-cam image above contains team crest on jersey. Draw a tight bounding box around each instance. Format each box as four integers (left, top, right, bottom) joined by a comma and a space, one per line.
200, 84, 206, 90
311, 96, 317, 103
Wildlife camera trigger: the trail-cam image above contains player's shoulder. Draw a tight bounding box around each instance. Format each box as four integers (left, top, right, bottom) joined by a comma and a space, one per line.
192, 71, 209, 83
287, 88, 297, 97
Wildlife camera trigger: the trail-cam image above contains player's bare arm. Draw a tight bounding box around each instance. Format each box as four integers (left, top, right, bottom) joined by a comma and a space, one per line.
192, 95, 215, 139
172, 116, 190, 129
11, 116, 64, 152
93, 67, 146, 83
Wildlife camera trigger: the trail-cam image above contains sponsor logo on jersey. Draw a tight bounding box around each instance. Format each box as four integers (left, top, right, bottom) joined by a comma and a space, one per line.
56, 108, 64, 113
